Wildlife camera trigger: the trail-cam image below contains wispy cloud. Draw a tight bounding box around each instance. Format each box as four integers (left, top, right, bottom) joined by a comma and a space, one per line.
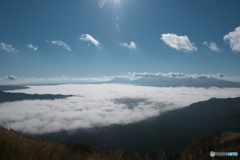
120, 41, 137, 50
0, 42, 18, 53
1, 84, 240, 134
127, 72, 240, 82
128, 72, 187, 78
26, 43, 38, 51
49, 40, 72, 51
161, 33, 197, 52
0, 75, 111, 85
79, 34, 100, 47
0, 75, 19, 82
1, 72, 240, 85
5, 75, 19, 80
203, 41, 220, 52
224, 26, 240, 52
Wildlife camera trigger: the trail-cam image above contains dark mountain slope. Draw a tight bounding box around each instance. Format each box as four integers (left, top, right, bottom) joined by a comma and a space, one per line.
180, 131, 240, 160
1, 123, 240, 160
29, 97, 240, 158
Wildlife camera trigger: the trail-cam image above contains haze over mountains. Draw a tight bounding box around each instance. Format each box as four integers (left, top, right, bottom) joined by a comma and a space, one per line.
106, 75, 240, 88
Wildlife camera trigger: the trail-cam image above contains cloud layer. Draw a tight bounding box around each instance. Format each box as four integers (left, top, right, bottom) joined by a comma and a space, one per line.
1, 84, 240, 134
79, 34, 100, 47
161, 33, 197, 52
127, 72, 226, 80
224, 26, 240, 52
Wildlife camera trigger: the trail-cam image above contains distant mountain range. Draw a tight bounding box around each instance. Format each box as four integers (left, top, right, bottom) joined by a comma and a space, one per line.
105, 77, 132, 84
105, 76, 240, 88
1, 76, 240, 88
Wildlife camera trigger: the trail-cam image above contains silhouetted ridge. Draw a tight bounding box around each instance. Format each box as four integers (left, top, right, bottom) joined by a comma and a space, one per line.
30, 97, 240, 158
1, 123, 239, 160
0, 85, 29, 91
0, 91, 74, 103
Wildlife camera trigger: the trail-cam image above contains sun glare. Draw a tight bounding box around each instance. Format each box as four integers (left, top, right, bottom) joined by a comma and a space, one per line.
98, 0, 121, 8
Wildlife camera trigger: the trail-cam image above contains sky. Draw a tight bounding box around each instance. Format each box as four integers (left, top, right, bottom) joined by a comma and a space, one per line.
2, 84, 240, 134
1, 0, 240, 84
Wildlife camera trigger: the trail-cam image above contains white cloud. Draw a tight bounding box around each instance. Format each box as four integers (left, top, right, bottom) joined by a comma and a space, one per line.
51, 40, 72, 51
224, 26, 240, 52
127, 72, 234, 81
120, 41, 137, 50
26, 43, 38, 51
203, 41, 220, 52
0, 42, 18, 53
128, 72, 187, 78
79, 34, 100, 47
5, 75, 19, 80
2, 84, 240, 134
161, 33, 197, 52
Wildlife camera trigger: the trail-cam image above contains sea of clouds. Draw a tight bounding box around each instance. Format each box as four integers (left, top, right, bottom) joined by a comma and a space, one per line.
1, 84, 240, 134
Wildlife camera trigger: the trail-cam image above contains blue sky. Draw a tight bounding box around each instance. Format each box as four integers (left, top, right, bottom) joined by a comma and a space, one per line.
1, 0, 240, 83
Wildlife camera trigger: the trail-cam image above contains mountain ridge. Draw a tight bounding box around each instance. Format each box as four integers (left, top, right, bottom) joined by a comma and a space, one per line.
25, 96, 240, 158
106, 76, 240, 88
